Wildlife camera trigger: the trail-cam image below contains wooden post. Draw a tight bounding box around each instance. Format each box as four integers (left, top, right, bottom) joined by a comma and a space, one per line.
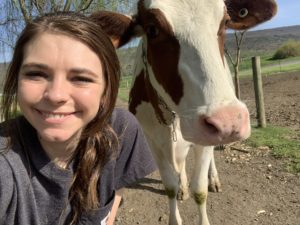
252, 56, 266, 128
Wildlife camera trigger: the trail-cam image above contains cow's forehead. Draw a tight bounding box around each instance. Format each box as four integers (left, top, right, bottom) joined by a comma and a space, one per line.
142, 0, 226, 35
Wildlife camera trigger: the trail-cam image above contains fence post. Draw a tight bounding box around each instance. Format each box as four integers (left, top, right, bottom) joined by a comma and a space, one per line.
252, 56, 266, 128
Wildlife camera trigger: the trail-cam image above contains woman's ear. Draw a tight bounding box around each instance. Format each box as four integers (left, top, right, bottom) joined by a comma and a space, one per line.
90, 11, 141, 48
225, 0, 277, 30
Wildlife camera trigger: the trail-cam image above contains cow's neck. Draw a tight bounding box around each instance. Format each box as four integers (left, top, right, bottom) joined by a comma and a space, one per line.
142, 44, 176, 126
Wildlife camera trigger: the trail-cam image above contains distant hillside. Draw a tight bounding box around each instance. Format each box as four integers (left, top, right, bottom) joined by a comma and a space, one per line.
226, 25, 300, 58
117, 25, 300, 76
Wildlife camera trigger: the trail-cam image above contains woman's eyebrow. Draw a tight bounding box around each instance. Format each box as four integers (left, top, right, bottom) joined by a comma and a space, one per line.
20, 64, 100, 78
20, 63, 50, 71
70, 68, 100, 78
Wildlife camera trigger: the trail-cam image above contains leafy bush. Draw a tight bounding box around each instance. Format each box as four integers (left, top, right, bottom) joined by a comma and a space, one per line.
272, 40, 300, 59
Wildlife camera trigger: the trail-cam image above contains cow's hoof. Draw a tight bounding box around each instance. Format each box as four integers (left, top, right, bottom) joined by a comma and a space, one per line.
208, 179, 222, 192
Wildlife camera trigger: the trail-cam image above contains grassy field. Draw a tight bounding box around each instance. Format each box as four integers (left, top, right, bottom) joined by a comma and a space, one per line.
230, 55, 300, 77
245, 126, 300, 173
118, 76, 133, 102
238, 55, 300, 70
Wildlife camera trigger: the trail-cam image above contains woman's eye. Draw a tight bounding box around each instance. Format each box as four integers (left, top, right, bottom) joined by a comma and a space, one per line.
72, 76, 94, 83
23, 71, 47, 79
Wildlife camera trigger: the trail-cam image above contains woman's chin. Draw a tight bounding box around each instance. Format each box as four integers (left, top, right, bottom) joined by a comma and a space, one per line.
38, 131, 79, 144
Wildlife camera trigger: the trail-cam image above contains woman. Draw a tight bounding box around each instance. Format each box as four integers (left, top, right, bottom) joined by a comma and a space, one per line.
0, 12, 156, 225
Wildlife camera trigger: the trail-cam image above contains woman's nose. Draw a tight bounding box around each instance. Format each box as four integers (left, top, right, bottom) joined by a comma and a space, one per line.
44, 78, 69, 104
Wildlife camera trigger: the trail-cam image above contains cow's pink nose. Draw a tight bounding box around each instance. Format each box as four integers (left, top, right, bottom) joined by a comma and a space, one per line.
200, 105, 250, 144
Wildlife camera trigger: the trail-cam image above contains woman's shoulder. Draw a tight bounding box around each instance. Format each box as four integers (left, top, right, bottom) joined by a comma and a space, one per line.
0, 119, 32, 199
0, 116, 26, 135
0, 151, 14, 192
0, 116, 31, 174
0, 118, 15, 149
0, 145, 19, 221
111, 108, 140, 133
0, 117, 23, 148
112, 108, 137, 123
0, 151, 13, 172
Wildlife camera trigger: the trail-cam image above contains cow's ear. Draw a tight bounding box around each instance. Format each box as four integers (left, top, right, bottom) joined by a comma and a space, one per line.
90, 11, 142, 48
225, 0, 277, 30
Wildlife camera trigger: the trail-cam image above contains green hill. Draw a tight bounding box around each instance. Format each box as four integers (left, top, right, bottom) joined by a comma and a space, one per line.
226, 25, 300, 58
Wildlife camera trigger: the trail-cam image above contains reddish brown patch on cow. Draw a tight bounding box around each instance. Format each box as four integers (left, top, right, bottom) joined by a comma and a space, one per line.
129, 69, 174, 124
90, 11, 136, 48
225, 0, 277, 30
218, 8, 230, 66
129, 70, 149, 115
136, 1, 184, 105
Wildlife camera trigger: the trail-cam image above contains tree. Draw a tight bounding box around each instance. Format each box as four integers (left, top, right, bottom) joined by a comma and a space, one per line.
272, 40, 300, 60
225, 30, 247, 100
0, 0, 135, 61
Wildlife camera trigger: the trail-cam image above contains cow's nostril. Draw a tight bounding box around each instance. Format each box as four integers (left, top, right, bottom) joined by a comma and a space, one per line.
203, 118, 219, 134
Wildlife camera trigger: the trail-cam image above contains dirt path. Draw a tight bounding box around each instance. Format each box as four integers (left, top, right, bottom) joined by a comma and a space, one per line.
115, 71, 300, 225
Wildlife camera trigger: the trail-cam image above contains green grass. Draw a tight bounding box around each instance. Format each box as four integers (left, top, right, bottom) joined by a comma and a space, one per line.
118, 76, 133, 102
262, 63, 300, 75
230, 55, 300, 77
238, 55, 273, 71
239, 62, 300, 77
245, 126, 300, 173
236, 55, 300, 71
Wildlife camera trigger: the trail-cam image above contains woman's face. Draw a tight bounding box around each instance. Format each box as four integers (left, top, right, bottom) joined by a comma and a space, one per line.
17, 32, 105, 145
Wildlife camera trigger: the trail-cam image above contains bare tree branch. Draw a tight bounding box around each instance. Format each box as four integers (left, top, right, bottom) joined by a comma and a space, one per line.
32, 0, 44, 15
238, 30, 246, 46
225, 46, 235, 66
0, 18, 19, 26
0, 0, 135, 60
18, 0, 31, 23
0, 38, 15, 49
78, 0, 94, 12
63, 0, 72, 12
225, 30, 248, 99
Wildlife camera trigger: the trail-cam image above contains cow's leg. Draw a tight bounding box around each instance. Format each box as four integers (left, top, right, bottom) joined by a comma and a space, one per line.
135, 104, 188, 225
190, 146, 213, 225
143, 131, 183, 225
149, 144, 182, 225
208, 151, 222, 192
148, 133, 190, 225
177, 159, 189, 201
160, 140, 191, 225
158, 161, 182, 225
175, 141, 191, 201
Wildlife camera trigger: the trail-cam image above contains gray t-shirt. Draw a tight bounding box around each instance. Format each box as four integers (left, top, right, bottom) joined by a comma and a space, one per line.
0, 108, 156, 225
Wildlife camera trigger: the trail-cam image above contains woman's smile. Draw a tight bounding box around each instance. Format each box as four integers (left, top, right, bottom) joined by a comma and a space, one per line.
35, 108, 79, 123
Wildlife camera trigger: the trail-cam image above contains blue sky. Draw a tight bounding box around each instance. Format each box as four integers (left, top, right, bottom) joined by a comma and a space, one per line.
253, 0, 300, 30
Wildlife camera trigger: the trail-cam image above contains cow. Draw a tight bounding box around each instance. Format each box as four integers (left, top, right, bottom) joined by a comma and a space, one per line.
90, 0, 277, 224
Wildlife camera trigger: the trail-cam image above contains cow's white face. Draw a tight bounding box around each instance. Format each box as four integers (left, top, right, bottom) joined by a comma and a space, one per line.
144, 0, 234, 105
146, 0, 234, 105
137, 0, 250, 145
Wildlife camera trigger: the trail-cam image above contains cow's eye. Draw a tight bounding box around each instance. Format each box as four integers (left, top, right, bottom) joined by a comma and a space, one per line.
239, 8, 248, 18
145, 24, 159, 39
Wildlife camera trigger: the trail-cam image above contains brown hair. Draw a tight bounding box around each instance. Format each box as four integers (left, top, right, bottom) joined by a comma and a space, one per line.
1, 12, 120, 224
